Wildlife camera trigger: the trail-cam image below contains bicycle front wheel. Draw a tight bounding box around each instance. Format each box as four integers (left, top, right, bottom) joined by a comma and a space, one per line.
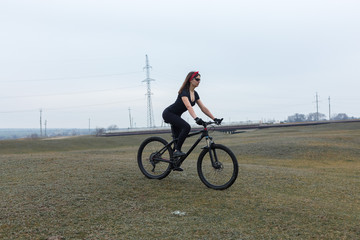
137, 136, 173, 179
197, 144, 238, 190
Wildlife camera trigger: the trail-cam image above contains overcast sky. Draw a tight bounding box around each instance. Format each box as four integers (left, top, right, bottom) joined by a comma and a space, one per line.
1, 0, 359, 129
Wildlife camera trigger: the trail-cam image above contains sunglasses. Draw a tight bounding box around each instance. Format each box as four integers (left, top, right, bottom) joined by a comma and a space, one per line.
194, 78, 201, 81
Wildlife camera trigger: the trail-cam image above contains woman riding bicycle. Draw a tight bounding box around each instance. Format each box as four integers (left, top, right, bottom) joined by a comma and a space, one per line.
162, 71, 222, 158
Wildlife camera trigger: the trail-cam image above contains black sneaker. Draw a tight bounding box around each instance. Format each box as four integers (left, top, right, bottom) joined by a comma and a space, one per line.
173, 151, 186, 158
172, 166, 184, 172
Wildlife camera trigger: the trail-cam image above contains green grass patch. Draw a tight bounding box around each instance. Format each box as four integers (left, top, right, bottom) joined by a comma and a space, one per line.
0, 122, 359, 239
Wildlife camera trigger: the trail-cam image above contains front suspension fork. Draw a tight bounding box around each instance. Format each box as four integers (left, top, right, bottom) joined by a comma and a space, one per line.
205, 137, 219, 168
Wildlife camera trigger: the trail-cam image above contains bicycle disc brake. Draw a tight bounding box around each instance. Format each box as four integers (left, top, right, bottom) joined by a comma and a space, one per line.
213, 161, 223, 170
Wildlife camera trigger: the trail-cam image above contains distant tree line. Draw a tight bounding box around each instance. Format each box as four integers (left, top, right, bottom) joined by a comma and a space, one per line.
287, 112, 358, 122
95, 124, 119, 136
0, 128, 94, 140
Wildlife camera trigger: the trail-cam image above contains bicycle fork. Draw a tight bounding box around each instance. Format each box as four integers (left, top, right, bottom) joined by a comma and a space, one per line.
205, 137, 221, 169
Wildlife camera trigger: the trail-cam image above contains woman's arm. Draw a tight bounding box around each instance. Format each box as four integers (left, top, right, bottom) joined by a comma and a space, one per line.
196, 99, 215, 120
182, 96, 198, 119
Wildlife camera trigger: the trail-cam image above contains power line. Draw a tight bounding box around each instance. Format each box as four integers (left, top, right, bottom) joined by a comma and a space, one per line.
0, 98, 144, 114
0, 85, 143, 99
45, 98, 144, 111
0, 71, 143, 83
0, 108, 39, 114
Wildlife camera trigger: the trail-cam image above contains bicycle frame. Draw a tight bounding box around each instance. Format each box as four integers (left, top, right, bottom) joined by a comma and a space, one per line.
154, 124, 217, 167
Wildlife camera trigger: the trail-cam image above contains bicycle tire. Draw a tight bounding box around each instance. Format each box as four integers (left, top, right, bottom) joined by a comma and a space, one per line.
197, 144, 238, 190
137, 136, 173, 179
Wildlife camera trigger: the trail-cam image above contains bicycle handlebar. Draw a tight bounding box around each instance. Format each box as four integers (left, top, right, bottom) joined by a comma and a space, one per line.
203, 121, 215, 127
202, 118, 223, 128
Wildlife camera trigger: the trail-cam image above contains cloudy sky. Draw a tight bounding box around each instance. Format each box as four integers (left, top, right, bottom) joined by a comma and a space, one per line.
1, 0, 359, 129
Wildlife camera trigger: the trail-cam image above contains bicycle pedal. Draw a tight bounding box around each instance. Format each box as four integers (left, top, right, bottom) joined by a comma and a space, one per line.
170, 160, 183, 171
171, 163, 183, 171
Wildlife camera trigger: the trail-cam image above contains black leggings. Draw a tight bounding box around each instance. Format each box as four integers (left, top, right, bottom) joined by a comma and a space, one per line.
162, 109, 190, 151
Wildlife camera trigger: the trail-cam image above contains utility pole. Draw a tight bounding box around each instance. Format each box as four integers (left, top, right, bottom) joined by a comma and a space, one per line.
40, 109, 43, 137
44, 120, 47, 137
316, 92, 319, 121
142, 55, 155, 128
328, 96, 331, 121
128, 107, 133, 128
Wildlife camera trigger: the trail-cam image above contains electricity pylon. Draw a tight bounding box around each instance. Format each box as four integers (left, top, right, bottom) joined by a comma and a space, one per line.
142, 55, 155, 128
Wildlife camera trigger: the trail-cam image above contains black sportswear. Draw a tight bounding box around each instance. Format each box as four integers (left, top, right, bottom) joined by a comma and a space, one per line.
166, 89, 200, 116
162, 89, 200, 151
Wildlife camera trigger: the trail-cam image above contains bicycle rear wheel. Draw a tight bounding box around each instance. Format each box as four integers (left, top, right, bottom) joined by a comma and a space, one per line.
197, 144, 238, 190
137, 137, 173, 179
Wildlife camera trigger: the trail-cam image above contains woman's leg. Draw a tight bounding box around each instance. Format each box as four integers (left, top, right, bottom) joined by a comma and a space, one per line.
173, 119, 190, 151
163, 110, 190, 151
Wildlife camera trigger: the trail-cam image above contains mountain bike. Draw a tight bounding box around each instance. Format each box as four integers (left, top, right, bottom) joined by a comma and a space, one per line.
137, 121, 238, 190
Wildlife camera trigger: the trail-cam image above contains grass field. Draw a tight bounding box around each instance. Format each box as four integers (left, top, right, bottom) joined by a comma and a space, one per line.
0, 122, 359, 239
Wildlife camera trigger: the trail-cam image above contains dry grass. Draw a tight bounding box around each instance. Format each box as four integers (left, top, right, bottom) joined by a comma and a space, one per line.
0, 122, 359, 239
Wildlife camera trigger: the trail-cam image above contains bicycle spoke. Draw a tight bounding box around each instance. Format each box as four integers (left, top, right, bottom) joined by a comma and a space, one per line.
197, 144, 238, 190
137, 137, 172, 179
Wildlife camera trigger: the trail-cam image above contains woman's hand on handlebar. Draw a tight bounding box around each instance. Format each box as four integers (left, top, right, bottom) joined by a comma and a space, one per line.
196, 117, 223, 127
194, 117, 205, 126
214, 118, 223, 125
